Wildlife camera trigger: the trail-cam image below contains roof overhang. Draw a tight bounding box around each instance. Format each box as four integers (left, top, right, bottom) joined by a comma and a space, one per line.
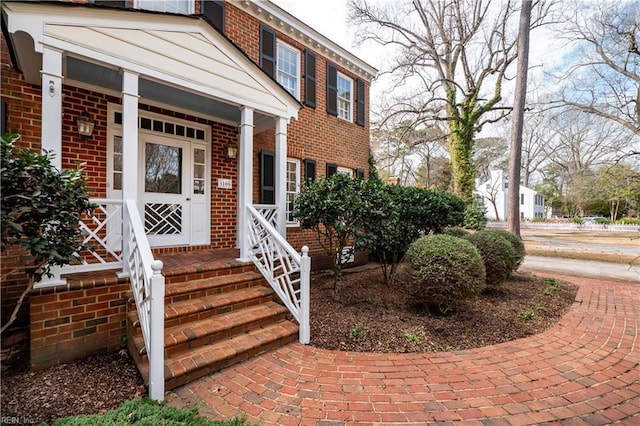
2, 1, 301, 128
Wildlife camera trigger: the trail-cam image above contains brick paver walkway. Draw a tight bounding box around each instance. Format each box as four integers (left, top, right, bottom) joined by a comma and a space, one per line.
166, 274, 639, 425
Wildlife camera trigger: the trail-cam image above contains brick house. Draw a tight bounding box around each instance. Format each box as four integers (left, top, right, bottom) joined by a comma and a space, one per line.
1, 0, 376, 395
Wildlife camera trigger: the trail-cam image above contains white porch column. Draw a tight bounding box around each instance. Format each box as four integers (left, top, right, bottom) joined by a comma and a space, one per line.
274, 117, 288, 237
237, 106, 254, 261
41, 47, 63, 169
121, 70, 139, 277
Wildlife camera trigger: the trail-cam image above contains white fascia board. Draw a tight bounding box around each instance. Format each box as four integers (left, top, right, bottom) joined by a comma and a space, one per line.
3, 2, 300, 120
241, 0, 378, 81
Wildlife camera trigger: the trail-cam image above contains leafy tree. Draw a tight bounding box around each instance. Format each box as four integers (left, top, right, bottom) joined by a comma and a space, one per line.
350, 0, 552, 202
594, 164, 640, 220
474, 137, 509, 184
1, 134, 94, 333
361, 185, 465, 284
463, 194, 488, 230
293, 173, 383, 300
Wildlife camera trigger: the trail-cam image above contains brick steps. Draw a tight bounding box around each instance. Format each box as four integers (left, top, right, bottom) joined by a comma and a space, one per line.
127, 264, 298, 391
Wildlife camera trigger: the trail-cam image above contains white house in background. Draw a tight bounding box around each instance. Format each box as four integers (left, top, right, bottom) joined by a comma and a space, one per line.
476, 170, 545, 221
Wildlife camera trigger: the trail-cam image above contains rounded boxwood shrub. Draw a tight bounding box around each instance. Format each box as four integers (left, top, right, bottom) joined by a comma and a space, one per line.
483, 229, 525, 269
403, 234, 486, 314
441, 226, 470, 238
464, 231, 517, 290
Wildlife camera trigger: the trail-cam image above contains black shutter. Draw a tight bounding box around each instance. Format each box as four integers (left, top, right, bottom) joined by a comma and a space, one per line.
326, 62, 338, 115
304, 159, 316, 182
260, 26, 276, 79
326, 163, 337, 178
1, 101, 6, 135
91, 0, 127, 7
356, 78, 365, 127
260, 151, 275, 204
304, 50, 317, 108
355, 168, 365, 179
203, 1, 225, 33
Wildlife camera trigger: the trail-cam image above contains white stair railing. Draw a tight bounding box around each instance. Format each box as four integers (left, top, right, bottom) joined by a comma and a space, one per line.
36, 198, 124, 287
123, 199, 165, 401
246, 204, 310, 344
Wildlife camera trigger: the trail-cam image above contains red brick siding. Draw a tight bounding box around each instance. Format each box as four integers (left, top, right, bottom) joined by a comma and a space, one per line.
223, 2, 372, 264
29, 283, 129, 369
1, 34, 41, 330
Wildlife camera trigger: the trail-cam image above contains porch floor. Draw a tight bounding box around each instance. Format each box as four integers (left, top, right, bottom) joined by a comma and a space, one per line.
61, 248, 244, 288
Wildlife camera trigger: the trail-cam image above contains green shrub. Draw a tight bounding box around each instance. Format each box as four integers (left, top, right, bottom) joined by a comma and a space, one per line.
531, 217, 547, 223
293, 173, 381, 299
360, 184, 465, 284
464, 231, 517, 290
463, 195, 487, 230
441, 226, 470, 238
616, 217, 640, 225
403, 235, 485, 314
483, 229, 525, 269
53, 398, 256, 425
569, 217, 584, 225
594, 217, 610, 224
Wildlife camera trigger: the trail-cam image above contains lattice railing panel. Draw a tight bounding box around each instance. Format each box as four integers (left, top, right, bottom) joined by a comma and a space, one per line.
247, 205, 305, 323
144, 203, 182, 235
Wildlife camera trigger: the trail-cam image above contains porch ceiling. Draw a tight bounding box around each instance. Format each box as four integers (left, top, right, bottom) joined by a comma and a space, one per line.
2, 2, 300, 126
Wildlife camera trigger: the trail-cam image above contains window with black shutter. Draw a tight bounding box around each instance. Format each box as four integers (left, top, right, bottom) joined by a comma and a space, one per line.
260, 151, 275, 204
326, 163, 337, 178
356, 78, 365, 127
91, 0, 127, 7
355, 168, 365, 179
304, 159, 316, 182
203, 1, 225, 33
326, 62, 338, 115
304, 50, 317, 108
260, 26, 276, 79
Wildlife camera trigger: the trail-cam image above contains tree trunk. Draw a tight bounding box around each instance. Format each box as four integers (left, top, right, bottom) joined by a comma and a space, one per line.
507, 0, 532, 238
449, 123, 476, 204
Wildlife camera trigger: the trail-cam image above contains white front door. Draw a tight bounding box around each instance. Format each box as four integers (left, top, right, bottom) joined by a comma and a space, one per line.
141, 135, 191, 247
107, 106, 211, 248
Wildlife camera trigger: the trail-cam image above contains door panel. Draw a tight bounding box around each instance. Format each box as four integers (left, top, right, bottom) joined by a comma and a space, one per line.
142, 137, 190, 247
190, 145, 209, 245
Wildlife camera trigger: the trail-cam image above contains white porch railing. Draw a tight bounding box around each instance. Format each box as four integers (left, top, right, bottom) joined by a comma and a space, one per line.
246, 204, 310, 344
253, 204, 279, 229
36, 198, 124, 287
123, 199, 165, 402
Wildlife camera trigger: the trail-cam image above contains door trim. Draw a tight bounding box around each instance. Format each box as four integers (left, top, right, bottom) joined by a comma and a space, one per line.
106, 103, 211, 248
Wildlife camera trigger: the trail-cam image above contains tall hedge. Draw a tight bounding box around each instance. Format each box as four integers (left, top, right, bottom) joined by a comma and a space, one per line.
360, 185, 465, 284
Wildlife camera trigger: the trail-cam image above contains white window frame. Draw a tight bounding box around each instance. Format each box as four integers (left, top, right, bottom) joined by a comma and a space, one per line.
276, 40, 301, 100
337, 72, 353, 122
286, 158, 301, 226
134, 0, 195, 14
337, 166, 354, 177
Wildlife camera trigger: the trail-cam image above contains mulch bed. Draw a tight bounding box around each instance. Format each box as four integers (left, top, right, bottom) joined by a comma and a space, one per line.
1, 265, 578, 424
1, 348, 145, 425
310, 265, 578, 352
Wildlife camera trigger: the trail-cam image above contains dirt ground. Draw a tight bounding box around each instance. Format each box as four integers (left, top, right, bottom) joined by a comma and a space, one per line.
1, 349, 145, 425
310, 266, 578, 352
519, 228, 639, 265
